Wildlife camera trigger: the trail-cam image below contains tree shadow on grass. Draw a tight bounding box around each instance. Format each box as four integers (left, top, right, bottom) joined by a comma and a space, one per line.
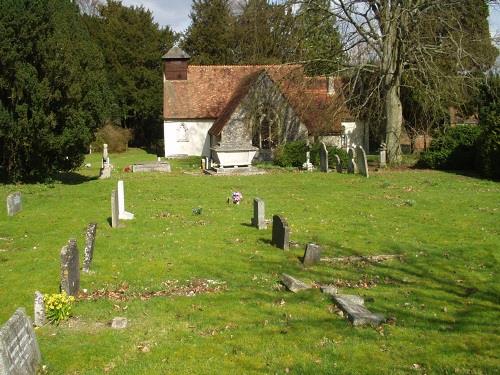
53, 171, 98, 185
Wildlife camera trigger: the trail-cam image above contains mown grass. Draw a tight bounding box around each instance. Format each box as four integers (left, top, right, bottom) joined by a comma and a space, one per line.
0, 148, 498, 374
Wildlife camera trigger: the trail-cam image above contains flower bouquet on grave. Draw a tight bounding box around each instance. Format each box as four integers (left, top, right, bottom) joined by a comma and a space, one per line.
231, 191, 243, 205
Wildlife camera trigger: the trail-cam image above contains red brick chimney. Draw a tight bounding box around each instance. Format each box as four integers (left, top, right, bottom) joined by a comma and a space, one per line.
162, 47, 190, 81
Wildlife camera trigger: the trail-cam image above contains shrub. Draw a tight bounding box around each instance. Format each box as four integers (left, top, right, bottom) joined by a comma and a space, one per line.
273, 141, 308, 167
44, 292, 75, 325
91, 123, 133, 153
418, 125, 481, 170
310, 143, 349, 168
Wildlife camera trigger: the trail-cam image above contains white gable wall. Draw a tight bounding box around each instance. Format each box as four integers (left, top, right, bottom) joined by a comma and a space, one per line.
164, 120, 213, 157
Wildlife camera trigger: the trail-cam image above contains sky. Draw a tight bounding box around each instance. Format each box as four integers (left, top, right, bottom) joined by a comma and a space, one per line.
122, 0, 500, 36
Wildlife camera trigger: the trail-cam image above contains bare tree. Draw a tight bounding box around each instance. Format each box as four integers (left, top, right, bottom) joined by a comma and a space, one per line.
75, 0, 102, 16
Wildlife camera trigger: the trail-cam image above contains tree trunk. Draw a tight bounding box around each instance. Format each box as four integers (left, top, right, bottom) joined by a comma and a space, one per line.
385, 82, 403, 164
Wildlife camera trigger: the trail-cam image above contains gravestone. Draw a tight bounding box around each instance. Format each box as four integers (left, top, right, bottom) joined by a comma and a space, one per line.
6, 193, 22, 217
302, 243, 322, 267
281, 274, 311, 293
117, 181, 134, 220
111, 190, 119, 228
98, 165, 112, 180
82, 223, 97, 273
33, 292, 45, 328
319, 142, 329, 172
347, 148, 357, 174
302, 151, 313, 171
334, 155, 342, 173
271, 215, 289, 250
356, 146, 369, 178
251, 198, 266, 230
379, 142, 387, 168
102, 143, 109, 168
333, 294, 385, 326
60, 239, 80, 297
0, 308, 41, 375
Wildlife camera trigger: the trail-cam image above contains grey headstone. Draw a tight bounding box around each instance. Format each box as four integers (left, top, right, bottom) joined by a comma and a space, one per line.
252, 198, 267, 230
271, 215, 289, 250
6, 193, 22, 217
82, 223, 97, 273
281, 274, 311, 293
0, 308, 41, 375
347, 148, 357, 174
60, 239, 80, 297
319, 142, 328, 172
302, 243, 322, 267
356, 146, 369, 178
33, 292, 45, 328
111, 190, 119, 228
334, 154, 342, 173
379, 142, 387, 168
333, 294, 385, 326
111, 317, 128, 330
98, 165, 112, 180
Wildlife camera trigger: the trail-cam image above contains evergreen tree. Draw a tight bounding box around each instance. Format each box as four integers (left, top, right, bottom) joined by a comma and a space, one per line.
0, 0, 109, 182
182, 0, 236, 65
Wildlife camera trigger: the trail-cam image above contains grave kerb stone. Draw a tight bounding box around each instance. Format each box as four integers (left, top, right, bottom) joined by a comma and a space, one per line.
117, 181, 134, 220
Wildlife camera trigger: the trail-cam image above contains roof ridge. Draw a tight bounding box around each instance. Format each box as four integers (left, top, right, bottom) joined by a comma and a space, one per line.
189, 64, 302, 68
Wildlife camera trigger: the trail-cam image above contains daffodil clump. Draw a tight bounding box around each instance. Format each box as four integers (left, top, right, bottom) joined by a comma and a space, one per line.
44, 292, 75, 324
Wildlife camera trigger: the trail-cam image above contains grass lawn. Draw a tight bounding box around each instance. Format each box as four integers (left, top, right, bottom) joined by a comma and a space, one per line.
0, 148, 499, 374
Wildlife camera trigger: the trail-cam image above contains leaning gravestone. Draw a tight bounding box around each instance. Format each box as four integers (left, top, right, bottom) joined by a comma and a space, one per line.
252, 198, 267, 230
0, 308, 41, 375
117, 181, 134, 220
356, 146, 369, 178
302, 243, 322, 267
347, 148, 357, 174
334, 154, 342, 173
33, 292, 45, 328
60, 239, 80, 297
6, 193, 22, 217
319, 142, 329, 172
333, 294, 385, 327
111, 190, 119, 228
82, 223, 97, 273
271, 215, 289, 250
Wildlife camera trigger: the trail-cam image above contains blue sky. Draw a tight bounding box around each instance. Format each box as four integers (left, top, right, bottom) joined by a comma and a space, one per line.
122, 0, 500, 36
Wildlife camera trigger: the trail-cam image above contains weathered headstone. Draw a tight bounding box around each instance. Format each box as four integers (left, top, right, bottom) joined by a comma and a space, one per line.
334, 154, 342, 173
33, 292, 45, 328
302, 243, 322, 267
117, 181, 134, 220
98, 165, 112, 180
379, 142, 387, 168
356, 146, 369, 178
271, 215, 289, 250
82, 223, 97, 273
0, 308, 41, 375
332, 294, 385, 326
251, 198, 266, 230
347, 148, 357, 174
98, 144, 112, 179
319, 142, 329, 172
281, 274, 311, 293
111, 190, 119, 228
6, 193, 22, 217
60, 239, 80, 297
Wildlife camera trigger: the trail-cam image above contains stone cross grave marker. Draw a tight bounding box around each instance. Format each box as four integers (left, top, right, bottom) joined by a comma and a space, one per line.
334, 154, 342, 173
356, 146, 369, 178
379, 142, 387, 168
319, 142, 329, 172
102, 143, 109, 168
302, 243, 322, 267
302, 151, 313, 171
34, 291, 45, 328
271, 215, 289, 250
111, 190, 119, 228
82, 223, 97, 273
6, 192, 22, 217
117, 181, 134, 220
252, 198, 267, 230
0, 308, 41, 375
347, 148, 357, 174
60, 239, 80, 297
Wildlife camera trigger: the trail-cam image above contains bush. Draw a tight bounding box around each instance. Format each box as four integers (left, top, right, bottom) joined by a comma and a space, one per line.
418, 125, 481, 170
476, 76, 500, 180
273, 141, 308, 167
91, 123, 133, 153
310, 143, 349, 168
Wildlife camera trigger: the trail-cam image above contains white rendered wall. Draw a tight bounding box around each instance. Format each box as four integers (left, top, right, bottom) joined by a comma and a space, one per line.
164, 120, 213, 157
342, 121, 369, 152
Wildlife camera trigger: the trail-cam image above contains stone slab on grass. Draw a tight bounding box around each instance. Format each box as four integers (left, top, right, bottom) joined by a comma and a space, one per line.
333, 294, 385, 327
281, 274, 311, 293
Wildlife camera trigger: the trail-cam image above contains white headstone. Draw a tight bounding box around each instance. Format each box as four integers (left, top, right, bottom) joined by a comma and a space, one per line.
6, 192, 22, 217
117, 181, 134, 220
34, 291, 46, 327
